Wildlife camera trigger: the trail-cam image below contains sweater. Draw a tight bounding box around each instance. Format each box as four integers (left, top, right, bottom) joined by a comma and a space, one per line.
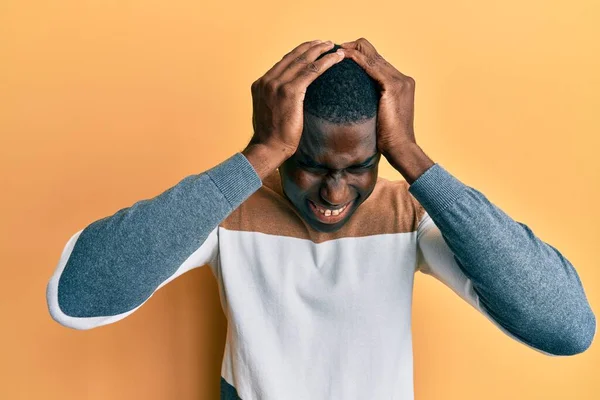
46, 152, 596, 400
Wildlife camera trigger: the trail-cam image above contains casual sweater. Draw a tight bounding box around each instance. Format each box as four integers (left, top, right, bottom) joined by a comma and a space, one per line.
46, 152, 596, 400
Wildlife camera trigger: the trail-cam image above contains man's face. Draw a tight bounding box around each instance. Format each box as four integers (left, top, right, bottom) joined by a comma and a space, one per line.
278, 113, 380, 233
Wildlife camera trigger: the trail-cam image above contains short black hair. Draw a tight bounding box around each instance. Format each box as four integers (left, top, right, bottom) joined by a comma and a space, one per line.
304, 44, 380, 125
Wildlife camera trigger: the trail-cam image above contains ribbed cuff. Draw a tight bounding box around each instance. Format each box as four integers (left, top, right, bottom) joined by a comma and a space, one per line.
206, 152, 263, 209
408, 163, 467, 218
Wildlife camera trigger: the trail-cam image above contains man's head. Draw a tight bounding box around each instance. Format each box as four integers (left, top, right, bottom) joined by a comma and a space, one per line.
278, 44, 382, 233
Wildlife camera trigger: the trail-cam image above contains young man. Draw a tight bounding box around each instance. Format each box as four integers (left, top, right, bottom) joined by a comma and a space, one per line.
46, 38, 596, 400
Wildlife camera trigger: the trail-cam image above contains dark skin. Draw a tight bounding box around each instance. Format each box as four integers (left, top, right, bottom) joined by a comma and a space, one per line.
243, 38, 435, 233
278, 113, 381, 233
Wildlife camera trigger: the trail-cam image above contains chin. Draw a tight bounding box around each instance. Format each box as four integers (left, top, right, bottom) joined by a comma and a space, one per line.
309, 220, 346, 233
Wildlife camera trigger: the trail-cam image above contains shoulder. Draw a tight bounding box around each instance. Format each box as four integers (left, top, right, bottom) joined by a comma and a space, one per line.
220, 169, 306, 236
343, 176, 426, 235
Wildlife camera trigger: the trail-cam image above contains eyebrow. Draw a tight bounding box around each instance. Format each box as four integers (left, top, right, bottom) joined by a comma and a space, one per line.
299, 151, 378, 168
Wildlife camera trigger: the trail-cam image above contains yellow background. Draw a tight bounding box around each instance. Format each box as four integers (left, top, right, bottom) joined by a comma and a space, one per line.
2, 0, 598, 398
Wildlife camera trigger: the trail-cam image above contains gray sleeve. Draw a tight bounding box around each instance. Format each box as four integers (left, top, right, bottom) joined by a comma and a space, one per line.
46, 152, 262, 330
410, 163, 596, 356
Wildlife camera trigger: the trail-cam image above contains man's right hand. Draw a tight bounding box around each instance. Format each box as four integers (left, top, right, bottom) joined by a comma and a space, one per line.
243, 40, 345, 180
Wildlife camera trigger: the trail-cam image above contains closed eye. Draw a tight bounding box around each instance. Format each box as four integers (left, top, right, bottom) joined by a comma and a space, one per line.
297, 158, 374, 172
297, 160, 326, 171
349, 164, 370, 169
347, 164, 374, 171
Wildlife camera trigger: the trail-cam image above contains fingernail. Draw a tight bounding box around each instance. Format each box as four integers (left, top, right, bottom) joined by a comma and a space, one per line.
336, 49, 344, 56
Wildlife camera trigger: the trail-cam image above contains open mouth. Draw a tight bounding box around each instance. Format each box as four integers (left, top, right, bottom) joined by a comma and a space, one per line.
307, 199, 354, 224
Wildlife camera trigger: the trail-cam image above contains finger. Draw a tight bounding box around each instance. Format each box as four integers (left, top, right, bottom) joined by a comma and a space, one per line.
339, 40, 357, 48
262, 40, 323, 82
340, 47, 392, 88
339, 38, 384, 75
289, 48, 345, 90
339, 37, 378, 55
278, 41, 337, 82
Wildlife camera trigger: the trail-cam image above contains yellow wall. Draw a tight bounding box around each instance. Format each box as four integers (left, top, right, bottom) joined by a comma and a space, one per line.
2, 1, 598, 398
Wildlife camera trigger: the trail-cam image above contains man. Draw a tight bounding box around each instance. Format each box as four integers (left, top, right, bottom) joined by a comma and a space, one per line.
46, 38, 596, 400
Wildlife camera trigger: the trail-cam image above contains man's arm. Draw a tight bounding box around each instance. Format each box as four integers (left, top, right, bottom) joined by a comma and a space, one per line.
405, 156, 596, 356
390, 143, 596, 355
46, 152, 263, 330
46, 38, 345, 331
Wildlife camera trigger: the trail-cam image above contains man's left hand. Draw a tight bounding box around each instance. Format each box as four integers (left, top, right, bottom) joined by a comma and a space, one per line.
339, 38, 417, 157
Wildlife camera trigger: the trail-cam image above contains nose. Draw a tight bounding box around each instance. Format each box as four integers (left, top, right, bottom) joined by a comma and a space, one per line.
320, 174, 350, 207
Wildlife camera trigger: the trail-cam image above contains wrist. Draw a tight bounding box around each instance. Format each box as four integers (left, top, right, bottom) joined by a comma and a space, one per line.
242, 142, 292, 181
383, 142, 435, 185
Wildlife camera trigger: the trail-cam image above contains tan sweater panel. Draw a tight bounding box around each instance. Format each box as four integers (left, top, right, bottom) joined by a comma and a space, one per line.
220, 170, 426, 243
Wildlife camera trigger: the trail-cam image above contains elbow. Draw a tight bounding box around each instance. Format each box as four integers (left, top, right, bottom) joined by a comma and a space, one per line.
47, 229, 100, 330
46, 276, 105, 331
46, 280, 89, 330
546, 308, 596, 356
46, 275, 143, 331
564, 310, 596, 355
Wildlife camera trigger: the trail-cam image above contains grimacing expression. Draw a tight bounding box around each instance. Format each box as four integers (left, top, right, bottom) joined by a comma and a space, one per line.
278, 113, 381, 233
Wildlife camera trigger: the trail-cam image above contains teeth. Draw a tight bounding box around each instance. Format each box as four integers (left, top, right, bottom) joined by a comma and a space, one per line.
313, 201, 347, 217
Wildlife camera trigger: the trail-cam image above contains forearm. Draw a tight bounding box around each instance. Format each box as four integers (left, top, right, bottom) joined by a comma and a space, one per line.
409, 162, 596, 355
47, 152, 262, 322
